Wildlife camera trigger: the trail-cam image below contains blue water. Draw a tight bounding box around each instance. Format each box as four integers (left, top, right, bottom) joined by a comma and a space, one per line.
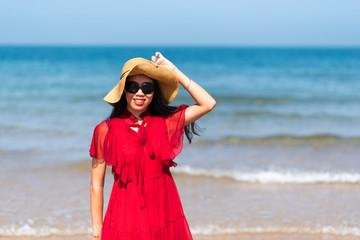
1, 46, 360, 238
1, 46, 360, 166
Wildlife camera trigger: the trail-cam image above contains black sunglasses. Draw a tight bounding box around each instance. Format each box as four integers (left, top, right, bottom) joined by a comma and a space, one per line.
125, 81, 155, 94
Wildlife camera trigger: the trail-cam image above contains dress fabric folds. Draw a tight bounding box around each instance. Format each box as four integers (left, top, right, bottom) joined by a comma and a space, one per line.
90, 105, 193, 240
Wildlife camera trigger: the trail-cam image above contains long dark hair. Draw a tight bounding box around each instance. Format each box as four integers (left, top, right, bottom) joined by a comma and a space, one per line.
108, 79, 200, 143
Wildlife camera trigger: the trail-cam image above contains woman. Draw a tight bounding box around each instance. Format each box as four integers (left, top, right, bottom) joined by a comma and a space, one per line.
90, 52, 216, 240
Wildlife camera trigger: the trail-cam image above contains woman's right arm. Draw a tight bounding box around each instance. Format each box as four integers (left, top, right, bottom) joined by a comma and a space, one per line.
90, 158, 106, 239
151, 52, 216, 125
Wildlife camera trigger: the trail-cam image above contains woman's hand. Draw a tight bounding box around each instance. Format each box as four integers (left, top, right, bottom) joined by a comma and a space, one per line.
150, 51, 216, 126
93, 233, 101, 240
151, 52, 176, 71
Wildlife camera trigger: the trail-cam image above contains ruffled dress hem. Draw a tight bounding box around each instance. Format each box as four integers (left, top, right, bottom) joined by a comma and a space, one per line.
101, 216, 192, 240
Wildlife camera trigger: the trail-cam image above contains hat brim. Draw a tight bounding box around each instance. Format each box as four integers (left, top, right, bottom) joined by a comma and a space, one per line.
103, 58, 179, 106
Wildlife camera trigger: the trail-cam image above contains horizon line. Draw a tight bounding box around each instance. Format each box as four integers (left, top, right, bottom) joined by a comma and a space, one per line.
0, 43, 360, 49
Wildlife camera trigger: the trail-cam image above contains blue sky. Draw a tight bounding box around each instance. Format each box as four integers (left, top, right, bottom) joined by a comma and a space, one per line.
1, 0, 359, 46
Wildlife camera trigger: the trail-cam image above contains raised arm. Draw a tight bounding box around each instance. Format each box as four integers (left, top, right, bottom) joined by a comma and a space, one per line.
151, 52, 216, 125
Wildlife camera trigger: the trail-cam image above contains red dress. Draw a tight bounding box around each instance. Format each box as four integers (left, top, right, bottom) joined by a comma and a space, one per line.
90, 105, 193, 240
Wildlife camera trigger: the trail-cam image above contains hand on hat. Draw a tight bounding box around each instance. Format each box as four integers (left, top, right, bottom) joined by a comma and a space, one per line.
151, 52, 176, 71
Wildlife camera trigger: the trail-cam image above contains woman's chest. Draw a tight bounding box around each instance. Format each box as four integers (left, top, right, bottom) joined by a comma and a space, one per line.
117, 120, 166, 177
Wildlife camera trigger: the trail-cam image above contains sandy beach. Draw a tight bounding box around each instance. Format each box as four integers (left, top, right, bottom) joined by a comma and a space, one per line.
2, 233, 360, 240
1, 47, 360, 239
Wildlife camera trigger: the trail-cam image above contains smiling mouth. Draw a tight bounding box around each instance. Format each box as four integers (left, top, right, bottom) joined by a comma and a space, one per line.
134, 99, 145, 105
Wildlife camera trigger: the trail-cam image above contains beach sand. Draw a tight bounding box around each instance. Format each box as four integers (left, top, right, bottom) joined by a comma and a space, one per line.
2, 165, 360, 240
1, 234, 360, 240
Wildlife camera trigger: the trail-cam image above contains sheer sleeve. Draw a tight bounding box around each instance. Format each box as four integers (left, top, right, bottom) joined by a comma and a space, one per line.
89, 121, 109, 161
162, 105, 188, 164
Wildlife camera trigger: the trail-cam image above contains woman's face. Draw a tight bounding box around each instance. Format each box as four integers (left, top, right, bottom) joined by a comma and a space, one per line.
125, 74, 154, 117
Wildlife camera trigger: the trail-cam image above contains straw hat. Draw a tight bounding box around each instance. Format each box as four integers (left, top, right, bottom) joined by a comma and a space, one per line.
104, 58, 179, 105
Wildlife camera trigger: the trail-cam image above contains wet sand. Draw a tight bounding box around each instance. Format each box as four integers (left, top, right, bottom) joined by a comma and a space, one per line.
2, 233, 360, 240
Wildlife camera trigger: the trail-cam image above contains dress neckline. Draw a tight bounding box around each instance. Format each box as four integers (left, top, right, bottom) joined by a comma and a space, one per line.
120, 108, 151, 131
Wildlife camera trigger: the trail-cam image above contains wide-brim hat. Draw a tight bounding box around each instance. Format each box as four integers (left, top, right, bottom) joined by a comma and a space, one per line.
104, 57, 179, 105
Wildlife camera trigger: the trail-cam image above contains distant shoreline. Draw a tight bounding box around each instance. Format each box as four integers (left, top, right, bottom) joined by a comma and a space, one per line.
0, 44, 360, 49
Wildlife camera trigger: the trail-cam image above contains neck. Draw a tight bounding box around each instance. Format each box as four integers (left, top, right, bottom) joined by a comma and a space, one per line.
126, 107, 144, 120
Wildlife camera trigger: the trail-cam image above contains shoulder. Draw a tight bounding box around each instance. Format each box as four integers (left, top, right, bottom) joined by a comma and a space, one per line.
93, 121, 109, 135
163, 105, 188, 119
175, 104, 188, 112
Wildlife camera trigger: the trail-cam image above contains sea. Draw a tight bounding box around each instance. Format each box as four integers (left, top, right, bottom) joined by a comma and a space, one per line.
0, 46, 360, 239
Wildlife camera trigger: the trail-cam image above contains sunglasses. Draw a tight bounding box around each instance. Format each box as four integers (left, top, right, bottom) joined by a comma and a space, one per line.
125, 81, 155, 94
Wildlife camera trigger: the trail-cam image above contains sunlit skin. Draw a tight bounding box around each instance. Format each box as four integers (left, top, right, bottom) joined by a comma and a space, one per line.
125, 75, 154, 120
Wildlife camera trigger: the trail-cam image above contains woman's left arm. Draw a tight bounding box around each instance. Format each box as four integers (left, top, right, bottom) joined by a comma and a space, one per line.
151, 52, 216, 125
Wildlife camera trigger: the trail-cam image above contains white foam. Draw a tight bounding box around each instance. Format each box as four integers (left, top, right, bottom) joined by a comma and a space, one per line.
173, 165, 360, 184
1, 222, 359, 237
190, 224, 360, 236
0, 222, 91, 237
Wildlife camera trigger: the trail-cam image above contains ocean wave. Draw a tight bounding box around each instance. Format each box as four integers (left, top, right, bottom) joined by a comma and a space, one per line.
191, 224, 360, 237
2, 222, 359, 237
0, 222, 91, 237
232, 110, 358, 120
173, 165, 360, 184
194, 134, 360, 145
210, 94, 360, 105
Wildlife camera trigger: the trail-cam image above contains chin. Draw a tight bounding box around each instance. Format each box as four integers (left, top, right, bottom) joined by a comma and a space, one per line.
129, 101, 151, 113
